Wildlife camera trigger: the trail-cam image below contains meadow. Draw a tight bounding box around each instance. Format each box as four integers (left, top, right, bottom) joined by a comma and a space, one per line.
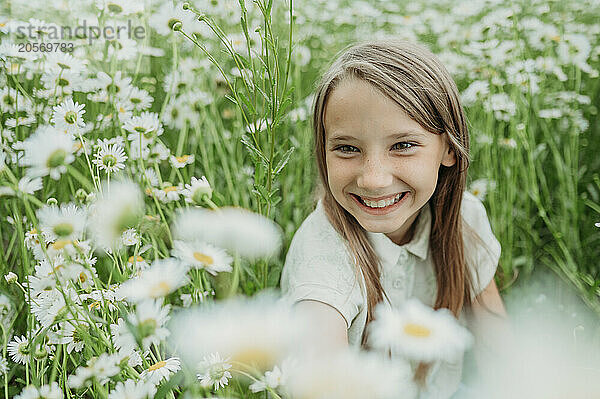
0, 0, 599, 398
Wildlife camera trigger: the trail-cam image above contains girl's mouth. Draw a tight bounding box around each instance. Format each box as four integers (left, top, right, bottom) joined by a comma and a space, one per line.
350, 192, 409, 214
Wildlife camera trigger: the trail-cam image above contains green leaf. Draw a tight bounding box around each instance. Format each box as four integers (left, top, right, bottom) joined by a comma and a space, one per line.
240, 135, 268, 167
273, 146, 295, 176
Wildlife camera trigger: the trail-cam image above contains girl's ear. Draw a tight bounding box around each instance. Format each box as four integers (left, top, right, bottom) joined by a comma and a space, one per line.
441, 145, 457, 167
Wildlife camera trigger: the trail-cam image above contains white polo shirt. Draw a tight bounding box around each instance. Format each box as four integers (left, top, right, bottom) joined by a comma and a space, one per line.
280, 191, 501, 398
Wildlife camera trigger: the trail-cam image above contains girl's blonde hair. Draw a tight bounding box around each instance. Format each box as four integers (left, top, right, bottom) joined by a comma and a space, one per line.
312, 39, 480, 385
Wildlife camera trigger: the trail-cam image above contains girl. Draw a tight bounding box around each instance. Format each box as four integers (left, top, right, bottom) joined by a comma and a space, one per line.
280, 40, 508, 398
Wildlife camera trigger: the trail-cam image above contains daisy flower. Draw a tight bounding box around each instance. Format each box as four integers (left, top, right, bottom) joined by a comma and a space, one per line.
51, 97, 86, 135
41, 70, 84, 95
92, 141, 127, 174
53, 321, 86, 354
126, 255, 150, 272
468, 178, 496, 201
285, 351, 414, 399
170, 294, 310, 373
44, 51, 87, 75
0, 356, 7, 376
15, 382, 63, 399
368, 299, 473, 363
7, 335, 30, 365
18, 175, 43, 195
95, 71, 133, 99
140, 357, 181, 385
96, 0, 144, 16
173, 207, 282, 260
37, 202, 86, 242
498, 137, 517, 149
21, 126, 75, 180
118, 258, 189, 302
197, 352, 233, 390
0, 150, 7, 172
171, 240, 233, 275
152, 183, 183, 203
110, 299, 170, 352
182, 176, 212, 205
130, 299, 171, 350
123, 86, 153, 111
123, 112, 163, 143
249, 358, 296, 393
169, 154, 194, 168
87, 179, 145, 250
108, 379, 156, 399
121, 228, 139, 246
68, 353, 120, 388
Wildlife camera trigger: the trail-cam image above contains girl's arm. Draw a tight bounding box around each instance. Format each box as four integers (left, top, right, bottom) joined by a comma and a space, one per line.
469, 279, 512, 379
294, 300, 349, 352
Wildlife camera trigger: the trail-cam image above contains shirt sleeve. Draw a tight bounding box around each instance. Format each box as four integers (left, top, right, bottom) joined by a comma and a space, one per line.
461, 191, 502, 299
280, 208, 364, 329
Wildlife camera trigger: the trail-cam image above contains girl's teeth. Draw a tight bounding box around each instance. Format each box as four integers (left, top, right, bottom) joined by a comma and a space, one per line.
361, 193, 403, 208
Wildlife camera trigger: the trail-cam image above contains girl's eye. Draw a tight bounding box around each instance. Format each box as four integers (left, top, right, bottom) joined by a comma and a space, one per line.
335, 145, 359, 153
391, 142, 414, 151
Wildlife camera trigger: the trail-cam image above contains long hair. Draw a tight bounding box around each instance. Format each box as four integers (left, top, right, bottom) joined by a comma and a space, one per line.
311, 39, 480, 385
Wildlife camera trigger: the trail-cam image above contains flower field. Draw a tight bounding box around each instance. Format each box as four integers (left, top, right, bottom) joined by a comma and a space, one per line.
0, 0, 599, 398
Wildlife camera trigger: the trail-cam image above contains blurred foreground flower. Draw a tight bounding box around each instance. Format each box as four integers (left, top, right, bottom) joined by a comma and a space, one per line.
88, 179, 145, 250
108, 379, 156, 399
169, 294, 310, 373
171, 240, 233, 275
368, 299, 473, 363
118, 258, 189, 302
285, 350, 415, 399
15, 382, 63, 399
22, 126, 75, 180
173, 207, 282, 259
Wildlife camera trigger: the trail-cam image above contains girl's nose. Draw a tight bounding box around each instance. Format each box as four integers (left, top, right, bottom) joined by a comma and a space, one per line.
356, 157, 394, 190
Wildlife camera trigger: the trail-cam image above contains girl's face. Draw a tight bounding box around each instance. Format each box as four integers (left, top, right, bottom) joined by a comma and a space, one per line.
324, 78, 456, 245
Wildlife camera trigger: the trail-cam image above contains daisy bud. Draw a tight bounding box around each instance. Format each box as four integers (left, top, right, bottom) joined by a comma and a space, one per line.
171, 21, 182, 32
34, 346, 48, 360
85, 192, 96, 204
182, 2, 190, 10
47, 198, 58, 206
4, 272, 17, 284
75, 188, 87, 203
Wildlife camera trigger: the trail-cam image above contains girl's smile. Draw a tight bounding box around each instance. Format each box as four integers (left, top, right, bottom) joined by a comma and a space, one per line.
323, 77, 457, 246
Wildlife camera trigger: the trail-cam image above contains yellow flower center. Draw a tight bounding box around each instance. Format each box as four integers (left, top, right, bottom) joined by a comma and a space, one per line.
175, 155, 189, 163
163, 186, 178, 193
52, 239, 72, 250
128, 255, 145, 264
403, 323, 431, 338
193, 252, 214, 265
89, 301, 101, 310
150, 281, 171, 297
232, 348, 275, 371
79, 272, 87, 283
148, 360, 166, 371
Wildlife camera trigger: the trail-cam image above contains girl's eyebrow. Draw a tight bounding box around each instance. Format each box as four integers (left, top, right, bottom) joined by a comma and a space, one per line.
328, 130, 428, 144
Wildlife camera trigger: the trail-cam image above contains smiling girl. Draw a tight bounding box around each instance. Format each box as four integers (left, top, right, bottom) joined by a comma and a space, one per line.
280, 40, 508, 398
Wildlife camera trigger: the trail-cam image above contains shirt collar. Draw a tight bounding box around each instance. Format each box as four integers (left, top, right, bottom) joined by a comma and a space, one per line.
366, 202, 431, 264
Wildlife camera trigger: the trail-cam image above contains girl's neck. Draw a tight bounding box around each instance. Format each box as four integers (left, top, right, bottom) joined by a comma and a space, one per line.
385, 209, 420, 246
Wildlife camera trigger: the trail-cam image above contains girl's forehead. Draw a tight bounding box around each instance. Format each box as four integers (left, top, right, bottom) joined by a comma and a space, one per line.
324, 80, 424, 136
